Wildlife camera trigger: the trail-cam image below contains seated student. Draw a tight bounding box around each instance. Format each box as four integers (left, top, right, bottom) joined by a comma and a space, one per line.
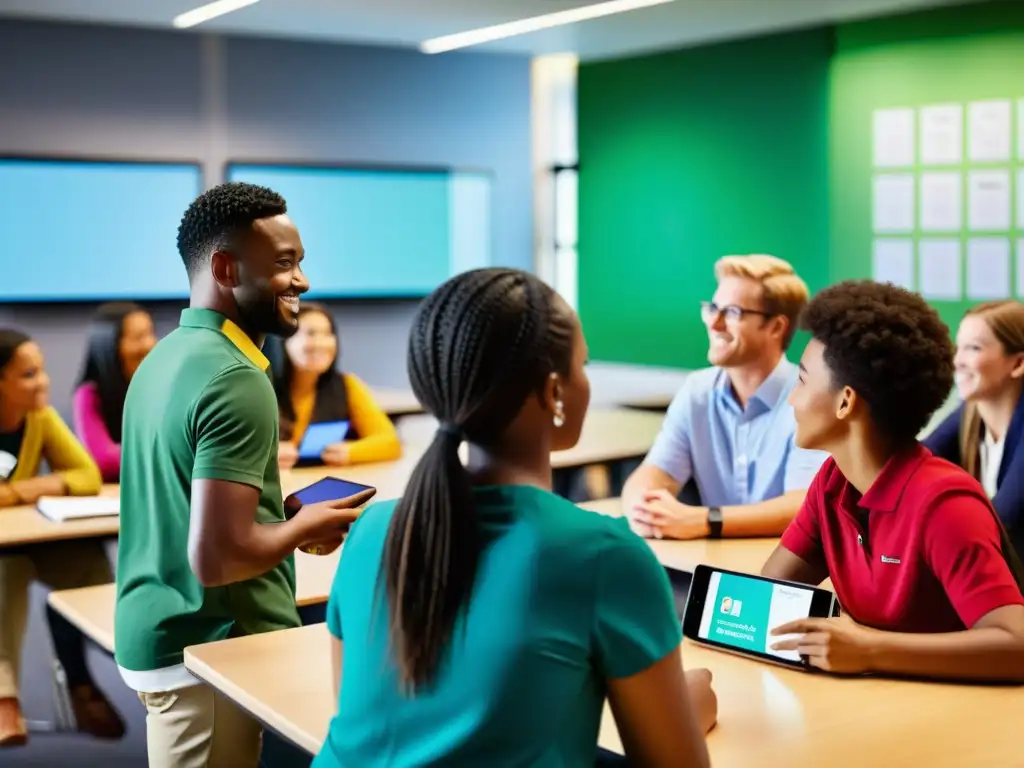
266, 303, 401, 470
762, 282, 1024, 682
313, 268, 717, 768
72, 302, 157, 482
0, 329, 124, 747
923, 300, 1024, 560
624, 254, 827, 540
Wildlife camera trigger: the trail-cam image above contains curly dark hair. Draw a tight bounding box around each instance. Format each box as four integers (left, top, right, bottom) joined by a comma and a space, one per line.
176, 182, 287, 277
801, 280, 954, 444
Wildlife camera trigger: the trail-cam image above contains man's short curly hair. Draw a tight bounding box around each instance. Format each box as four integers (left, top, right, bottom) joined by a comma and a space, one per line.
801, 280, 954, 444
176, 182, 287, 277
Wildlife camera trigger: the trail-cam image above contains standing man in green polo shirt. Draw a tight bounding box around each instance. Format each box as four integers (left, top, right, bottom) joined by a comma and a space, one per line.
115, 182, 366, 768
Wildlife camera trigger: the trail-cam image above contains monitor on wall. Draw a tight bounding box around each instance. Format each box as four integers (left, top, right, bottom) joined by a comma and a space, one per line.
0, 157, 202, 302
226, 162, 493, 299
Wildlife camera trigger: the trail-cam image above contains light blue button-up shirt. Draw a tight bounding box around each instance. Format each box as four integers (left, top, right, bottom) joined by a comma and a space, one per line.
645, 358, 827, 507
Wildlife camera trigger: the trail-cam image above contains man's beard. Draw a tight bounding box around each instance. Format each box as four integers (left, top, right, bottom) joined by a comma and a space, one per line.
236, 291, 298, 339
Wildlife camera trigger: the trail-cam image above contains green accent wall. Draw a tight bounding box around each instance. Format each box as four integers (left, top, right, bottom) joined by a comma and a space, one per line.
577, 28, 833, 368
578, 1, 1024, 367
830, 1, 1024, 337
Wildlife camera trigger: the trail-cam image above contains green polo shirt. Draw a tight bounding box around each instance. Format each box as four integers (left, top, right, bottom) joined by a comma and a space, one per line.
114, 308, 300, 690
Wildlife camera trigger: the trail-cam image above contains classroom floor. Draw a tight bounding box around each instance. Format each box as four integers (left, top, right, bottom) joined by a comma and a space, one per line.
8, 584, 146, 767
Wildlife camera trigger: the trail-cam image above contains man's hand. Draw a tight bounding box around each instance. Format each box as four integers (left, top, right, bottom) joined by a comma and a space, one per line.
770, 614, 878, 674
287, 487, 375, 554
630, 489, 710, 540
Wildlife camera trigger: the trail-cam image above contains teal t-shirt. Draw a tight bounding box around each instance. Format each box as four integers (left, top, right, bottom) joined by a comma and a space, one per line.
312, 485, 681, 768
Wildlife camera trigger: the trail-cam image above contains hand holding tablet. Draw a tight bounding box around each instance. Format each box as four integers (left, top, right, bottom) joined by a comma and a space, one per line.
284, 476, 377, 556
769, 613, 877, 674
682, 564, 840, 670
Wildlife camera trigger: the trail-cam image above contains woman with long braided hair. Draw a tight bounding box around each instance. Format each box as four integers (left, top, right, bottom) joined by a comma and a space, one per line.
313, 268, 715, 768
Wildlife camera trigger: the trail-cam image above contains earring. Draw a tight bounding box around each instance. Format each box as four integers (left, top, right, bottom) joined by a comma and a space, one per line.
553, 401, 565, 428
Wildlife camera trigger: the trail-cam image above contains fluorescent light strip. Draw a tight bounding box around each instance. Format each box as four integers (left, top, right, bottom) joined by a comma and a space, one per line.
172, 0, 261, 29
420, 0, 677, 54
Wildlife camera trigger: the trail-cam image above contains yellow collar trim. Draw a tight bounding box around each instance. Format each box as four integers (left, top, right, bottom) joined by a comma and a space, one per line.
220, 319, 270, 371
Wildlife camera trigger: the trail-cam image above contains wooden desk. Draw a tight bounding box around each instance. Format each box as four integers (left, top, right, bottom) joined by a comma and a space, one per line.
47, 585, 116, 654
184, 623, 1024, 766
186, 624, 331, 755
46, 544, 344, 654
49, 496, 771, 659
0, 485, 120, 551
369, 386, 424, 417
581, 498, 779, 575
5, 407, 661, 554
397, 407, 664, 470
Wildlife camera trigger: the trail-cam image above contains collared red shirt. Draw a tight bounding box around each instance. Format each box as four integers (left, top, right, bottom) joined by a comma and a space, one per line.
781, 444, 1024, 632
645, 358, 827, 506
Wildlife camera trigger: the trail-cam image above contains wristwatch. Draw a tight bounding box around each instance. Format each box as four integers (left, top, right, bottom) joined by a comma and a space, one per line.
707, 507, 723, 539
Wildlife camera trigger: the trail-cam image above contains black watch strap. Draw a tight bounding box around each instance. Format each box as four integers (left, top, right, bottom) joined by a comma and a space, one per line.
707, 507, 723, 539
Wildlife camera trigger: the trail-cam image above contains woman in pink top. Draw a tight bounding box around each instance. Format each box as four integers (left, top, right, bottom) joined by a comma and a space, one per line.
72, 303, 156, 482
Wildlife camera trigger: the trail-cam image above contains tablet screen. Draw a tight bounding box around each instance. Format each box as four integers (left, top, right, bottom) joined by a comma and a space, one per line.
297, 420, 350, 460
293, 477, 375, 506
696, 570, 815, 663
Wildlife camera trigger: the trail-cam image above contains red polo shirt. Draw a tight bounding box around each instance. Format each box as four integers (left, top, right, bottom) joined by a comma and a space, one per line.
781, 444, 1023, 632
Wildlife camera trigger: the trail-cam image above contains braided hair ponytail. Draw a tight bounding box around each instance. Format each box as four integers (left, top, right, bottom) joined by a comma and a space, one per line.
382, 268, 575, 691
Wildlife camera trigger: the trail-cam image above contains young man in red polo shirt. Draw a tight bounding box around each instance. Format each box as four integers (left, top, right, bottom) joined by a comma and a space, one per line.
762, 280, 1024, 682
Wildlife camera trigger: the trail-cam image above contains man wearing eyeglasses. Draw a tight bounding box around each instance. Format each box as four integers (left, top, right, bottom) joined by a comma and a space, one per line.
623, 254, 827, 541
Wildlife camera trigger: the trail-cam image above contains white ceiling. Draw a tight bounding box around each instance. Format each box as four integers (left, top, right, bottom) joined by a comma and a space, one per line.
0, 0, 985, 60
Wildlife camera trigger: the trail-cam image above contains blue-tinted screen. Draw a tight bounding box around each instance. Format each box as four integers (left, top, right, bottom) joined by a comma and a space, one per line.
227, 164, 492, 298
0, 159, 201, 301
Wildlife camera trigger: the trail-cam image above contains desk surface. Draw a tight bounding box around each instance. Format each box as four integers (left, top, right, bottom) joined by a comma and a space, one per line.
4, 407, 661, 551
185, 622, 1024, 766
585, 361, 689, 410
369, 386, 424, 417
52, 498, 780, 670
582, 497, 779, 575
47, 543, 341, 655
0, 485, 121, 550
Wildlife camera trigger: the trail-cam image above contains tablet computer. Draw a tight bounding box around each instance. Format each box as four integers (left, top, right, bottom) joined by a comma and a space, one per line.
682, 564, 839, 669
284, 476, 377, 519
297, 420, 350, 461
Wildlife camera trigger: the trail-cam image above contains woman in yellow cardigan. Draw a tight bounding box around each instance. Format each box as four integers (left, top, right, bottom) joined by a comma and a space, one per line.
0, 329, 123, 748
266, 304, 403, 470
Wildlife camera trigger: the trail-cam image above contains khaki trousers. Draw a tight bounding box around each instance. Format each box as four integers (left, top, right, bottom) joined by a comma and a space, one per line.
138, 684, 262, 768
0, 539, 112, 699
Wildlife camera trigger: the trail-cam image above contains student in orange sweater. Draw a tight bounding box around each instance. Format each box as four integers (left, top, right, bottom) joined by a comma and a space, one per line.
266, 303, 402, 469
0, 329, 122, 747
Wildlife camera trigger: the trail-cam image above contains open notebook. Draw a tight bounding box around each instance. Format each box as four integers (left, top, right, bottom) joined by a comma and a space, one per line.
36, 496, 120, 522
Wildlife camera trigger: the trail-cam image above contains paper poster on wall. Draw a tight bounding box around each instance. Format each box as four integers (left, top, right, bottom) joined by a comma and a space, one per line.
873, 174, 914, 233
1018, 240, 1024, 299
1018, 100, 1024, 159
919, 172, 961, 232
966, 238, 1011, 299
968, 100, 1011, 162
918, 239, 961, 300
872, 238, 914, 290
873, 108, 915, 168
968, 170, 1011, 231
1017, 170, 1024, 228
920, 104, 962, 165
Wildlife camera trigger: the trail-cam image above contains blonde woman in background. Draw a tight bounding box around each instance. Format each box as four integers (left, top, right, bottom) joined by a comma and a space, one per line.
925, 300, 1024, 562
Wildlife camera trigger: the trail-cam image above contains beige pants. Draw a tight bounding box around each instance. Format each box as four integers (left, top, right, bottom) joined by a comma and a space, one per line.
0, 539, 112, 699
138, 685, 262, 768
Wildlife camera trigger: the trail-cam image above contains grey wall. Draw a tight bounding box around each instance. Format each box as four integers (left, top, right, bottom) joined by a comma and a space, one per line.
0, 19, 532, 418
